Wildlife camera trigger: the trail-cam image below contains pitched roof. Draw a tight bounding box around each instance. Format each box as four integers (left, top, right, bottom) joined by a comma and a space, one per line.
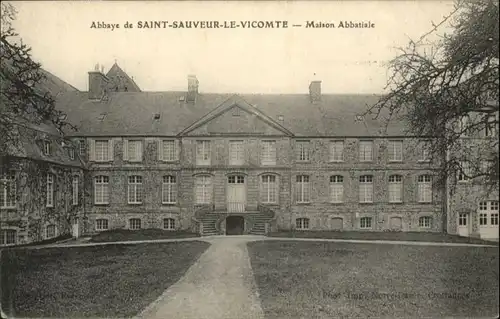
55, 90, 407, 137
106, 63, 141, 92
39, 68, 79, 95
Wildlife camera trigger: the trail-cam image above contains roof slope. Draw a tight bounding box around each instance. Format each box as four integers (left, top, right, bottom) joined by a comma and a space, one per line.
55, 91, 407, 137
39, 68, 79, 95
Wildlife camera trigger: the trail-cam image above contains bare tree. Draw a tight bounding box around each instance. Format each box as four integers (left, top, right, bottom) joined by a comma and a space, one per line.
364, 0, 499, 193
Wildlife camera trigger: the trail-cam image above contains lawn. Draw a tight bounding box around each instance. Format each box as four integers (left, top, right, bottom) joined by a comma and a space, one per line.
89, 229, 201, 243
1, 241, 210, 318
248, 240, 499, 318
269, 230, 499, 245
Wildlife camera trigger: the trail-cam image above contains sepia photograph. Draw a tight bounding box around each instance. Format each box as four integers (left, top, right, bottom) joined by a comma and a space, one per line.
0, 1, 498, 318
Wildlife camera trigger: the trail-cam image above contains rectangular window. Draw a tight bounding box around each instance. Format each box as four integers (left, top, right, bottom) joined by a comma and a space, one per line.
72, 176, 79, 205
388, 175, 403, 203
491, 213, 499, 226
195, 176, 212, 204
419, 141, 431, 162
484, 113, 497, 137
296, 218, 310, 230
329, 141, 344, 162
164, 218, 176, 230
95, 140, 109, 162
261, 140, 276, 166
360, 217, 372, 229
229, 140, 244, 165
94, 176, 110, 204
296, 175, 310, 203
458, 161, 472, 182
126, 140, 143, 162
79, 140, 86, 156
43, 140, 51, 156
359, 175, 373, 203
128, 176, 143, 204
46, 225, 56, 239
162, 175, 177, 204
479, 213, 488, 226
261, 175, 277, 203
162, 140, 177, 161
417, 175, 432, 203
359, 141, 373, 162
388, 140, 403, 162
419, 216, 432, 228
196, 141, 211, 165
0, 229, 17, 245
46, 174, 54, 207
458, 213, 468, 226
68, 148, 75, 160
329, 175, 344, 203
296, 141, 310, 161
129, 218, 141, 230
0, 172, 16, 208
96, 219, 109, 231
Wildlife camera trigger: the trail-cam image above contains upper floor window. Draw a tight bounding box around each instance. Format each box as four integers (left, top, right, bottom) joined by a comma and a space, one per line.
0, 229, 17, 246
388, 140, 403, 162
329, 175, 344, 203
43, 140, 51, 156
124, 140, 143, 162
417, 175, 432, 203
295, 218, 310, 230
195, 175, 212, 204
78, 140, 86, 156
419, 140, 431, 162
162, 175, 177, 204
93, 140, 112, 162
329, 140, 344, 162
295, 175, 310, 203
94, 175, 110, 204
457, 161, 472, 182
159, 140, 178, 161
483, 113, 497, 137
196, 140, 211, 165
388, 175, 403, 203
0, 172, 16, 209
261, 140, 276, 166
72, 175, 79, 205
359, 175, 373, 203
46, 174, 54, 208
359, 141, 373, 162
128, 175, 143, 204
229, 140, 244, 165
296, 141, 310, 162
163, 218, 176, 230
261, 174, 277, 204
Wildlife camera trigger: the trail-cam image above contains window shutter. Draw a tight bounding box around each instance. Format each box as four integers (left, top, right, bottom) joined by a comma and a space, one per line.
123, 139, 129, 161
158, 139, 164, 161
108, 140, 114, 161
176, 140, 180, 160
138, 141, 143, 162
89, 139, 96, 161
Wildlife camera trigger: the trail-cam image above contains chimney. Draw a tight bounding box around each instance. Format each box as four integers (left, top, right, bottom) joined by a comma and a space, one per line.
309, 80, 321, 103
186, 75, 199, 102
88, 64, 110, 100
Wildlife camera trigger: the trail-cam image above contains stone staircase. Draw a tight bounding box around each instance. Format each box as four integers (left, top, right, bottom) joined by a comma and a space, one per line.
248, 205, 276, 235
199, 213, 224, 236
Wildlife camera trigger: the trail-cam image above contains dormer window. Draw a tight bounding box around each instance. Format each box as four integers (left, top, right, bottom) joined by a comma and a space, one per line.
97, 113, 106, 121
68, 148, 75, 160
154, 113, 161, 120
58, 114, 67, 121
43, 140, 51, 156
355, 115, 364, 122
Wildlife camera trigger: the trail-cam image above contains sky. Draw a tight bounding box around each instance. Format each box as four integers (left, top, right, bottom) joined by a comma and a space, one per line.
10, 1, 456, 94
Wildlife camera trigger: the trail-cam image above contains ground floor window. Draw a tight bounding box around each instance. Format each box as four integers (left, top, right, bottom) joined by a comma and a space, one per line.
163, 218, 176, 230
46, 225, 56, 239
419, 216, 432, 228
479, 213, 488, 226
458, 213, 468, 226
96, 219, 109, 231
129, 218, 142, 230
0, 229, 17, 245
491, 213, 499, 226
295, 218, 309, 230
360, 217, 372, 229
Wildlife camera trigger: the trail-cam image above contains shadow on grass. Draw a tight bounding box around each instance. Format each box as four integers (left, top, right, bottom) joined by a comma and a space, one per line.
89, 229, 201, 243
1, 241, 210, 318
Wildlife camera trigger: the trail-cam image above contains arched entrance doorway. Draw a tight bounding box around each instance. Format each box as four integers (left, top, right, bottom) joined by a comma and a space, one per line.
226, 216, 245, 235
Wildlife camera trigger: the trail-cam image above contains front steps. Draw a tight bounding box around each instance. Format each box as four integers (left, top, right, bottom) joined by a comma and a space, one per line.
198, 211, 274, 236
